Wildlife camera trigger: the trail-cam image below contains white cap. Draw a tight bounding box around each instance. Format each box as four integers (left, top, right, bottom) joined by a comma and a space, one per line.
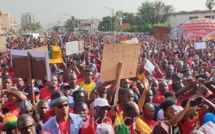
94, 98, 111, 108
96, 123, 114, 134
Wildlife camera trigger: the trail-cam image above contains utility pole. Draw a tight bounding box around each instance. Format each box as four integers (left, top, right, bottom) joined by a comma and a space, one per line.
106, 7, 112, 34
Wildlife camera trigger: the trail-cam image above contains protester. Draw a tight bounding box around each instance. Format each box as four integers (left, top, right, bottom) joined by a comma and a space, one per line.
42, 91, 83, 134
17, 114, 37, 134
39, 75, 59, 101
2, 113, 18, 134
2, 29, 215, 134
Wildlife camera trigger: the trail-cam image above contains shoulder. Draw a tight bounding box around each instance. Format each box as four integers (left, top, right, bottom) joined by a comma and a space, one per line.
69, 113, 82, 122
42, 116, 56, 130
69, 113, 83, 128
40, 86, 48, 92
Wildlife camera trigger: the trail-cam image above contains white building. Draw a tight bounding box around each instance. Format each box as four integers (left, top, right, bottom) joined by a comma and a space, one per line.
79, 18, 101, 32
21, 13, 34, 26
167, 10, 215, 28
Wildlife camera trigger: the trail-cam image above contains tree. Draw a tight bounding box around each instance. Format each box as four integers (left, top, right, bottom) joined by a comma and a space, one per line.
137, 1, 155, 24
162, 5, 175, 22
98, 16, 112, 31
137, 1, 174, 24
206, 0, 215, 18
206, 0, 215, 10
64, 16, 78, 32
21, 22, 41, 32
154, 1, 165, 23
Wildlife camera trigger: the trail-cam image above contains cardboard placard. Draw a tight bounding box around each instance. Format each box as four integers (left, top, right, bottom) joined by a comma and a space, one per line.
195, 42, 207, 49
161, 34, 170, 42
122, 23, 131, 30
78, 41, 84, 52
65, 41, 79, 56
51, 32, 58, 39
30, 46, 48, 51
103, 36, 116, 44
0, 37, 7, 52
10, 50, 51, 81
154, 26, 171, 42
100, 44, 140, 81
199, 121, 215, 134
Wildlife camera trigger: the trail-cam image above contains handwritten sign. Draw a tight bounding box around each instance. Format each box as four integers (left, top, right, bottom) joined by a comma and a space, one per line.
144, 59, 155, 75
65, 41, 79, 55
195, 42, 207, 50
199, 121, 215, 134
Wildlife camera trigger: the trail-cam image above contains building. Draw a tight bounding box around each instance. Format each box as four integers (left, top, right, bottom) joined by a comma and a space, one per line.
21, 13, 34, 26
78, 18, 101, 32
167, 10, 215, 28
0, 12, 19, 34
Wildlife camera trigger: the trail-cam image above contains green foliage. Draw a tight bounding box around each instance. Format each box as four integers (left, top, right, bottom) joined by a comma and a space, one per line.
64, 16, 78, 32
98, 0, 173, 32
137, 1, 174, 24
131, 22, 169, 32
21, 23, 41, 32
206, 0, 215, 10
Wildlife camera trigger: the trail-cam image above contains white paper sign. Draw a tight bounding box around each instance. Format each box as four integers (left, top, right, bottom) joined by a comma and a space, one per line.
66, 41, 79, 55
199, 121, 215, 134
144, 59, 155, 75
195, 42, 207, 50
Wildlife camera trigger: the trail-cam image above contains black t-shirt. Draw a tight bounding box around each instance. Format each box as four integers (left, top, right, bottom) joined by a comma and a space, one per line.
172, 125, 180, 134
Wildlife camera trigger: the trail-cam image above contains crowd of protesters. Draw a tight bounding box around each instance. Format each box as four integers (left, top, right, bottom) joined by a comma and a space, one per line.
0, 32, 214, 134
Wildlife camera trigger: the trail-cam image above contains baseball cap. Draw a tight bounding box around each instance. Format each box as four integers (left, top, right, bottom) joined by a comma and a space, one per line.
96, 123, 114, 134
94, 98, 111, 108
28, 87, 40, 94
51, 91, 68, 106
60, 84, 71, 90
53, 69, 64, 74
20, 101, 33, 110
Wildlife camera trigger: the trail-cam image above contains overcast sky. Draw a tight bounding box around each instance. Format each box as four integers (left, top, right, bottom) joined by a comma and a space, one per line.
0, 0, 208, 28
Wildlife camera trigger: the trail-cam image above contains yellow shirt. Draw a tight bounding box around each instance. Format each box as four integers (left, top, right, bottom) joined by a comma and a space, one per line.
80, 81, 95, 95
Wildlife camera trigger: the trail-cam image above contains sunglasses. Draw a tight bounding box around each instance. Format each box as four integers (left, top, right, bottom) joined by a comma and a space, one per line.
57, 103, 69, 109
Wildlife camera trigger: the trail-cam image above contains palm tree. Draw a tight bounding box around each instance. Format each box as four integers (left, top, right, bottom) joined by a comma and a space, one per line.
162, 5, 175, 22
137, 1, 155, 24
206, 0, 215, 18
154, 1, 165, 23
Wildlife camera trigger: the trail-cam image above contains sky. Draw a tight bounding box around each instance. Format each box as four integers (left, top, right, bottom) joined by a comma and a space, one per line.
0, 0, 208, 28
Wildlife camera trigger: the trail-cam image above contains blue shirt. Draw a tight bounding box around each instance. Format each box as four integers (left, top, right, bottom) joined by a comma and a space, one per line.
68, 96, 75, 108
42, 113, 83, 134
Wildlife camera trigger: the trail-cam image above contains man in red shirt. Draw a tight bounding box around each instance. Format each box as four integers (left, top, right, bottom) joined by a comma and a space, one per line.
42, 91, 83, 134
107, 88, 134, 122
39, 75, 59, 101
152, 80, 168, 106
141, 103, 157, 130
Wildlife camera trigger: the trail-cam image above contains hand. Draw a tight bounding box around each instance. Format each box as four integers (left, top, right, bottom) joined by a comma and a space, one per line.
111, 105, 119, 116
185, 97, 196, 111
0, 90, 7, 96
143, 79, 151, 93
